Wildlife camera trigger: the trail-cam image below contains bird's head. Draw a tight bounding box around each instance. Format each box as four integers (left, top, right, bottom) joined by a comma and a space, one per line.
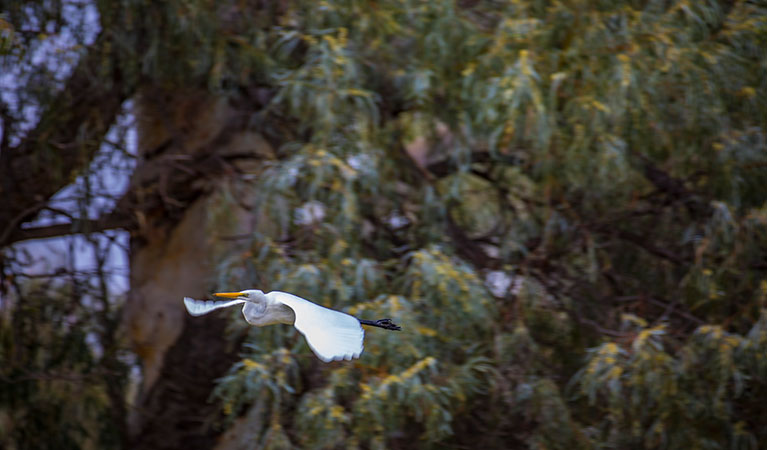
214, 289, 266, 302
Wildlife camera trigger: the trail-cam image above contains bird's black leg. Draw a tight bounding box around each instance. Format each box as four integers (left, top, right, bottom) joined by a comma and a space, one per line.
359, 318, 401, 331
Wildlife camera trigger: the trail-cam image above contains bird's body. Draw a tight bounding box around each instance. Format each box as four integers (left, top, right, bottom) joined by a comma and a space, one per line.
183, 289, 400, 362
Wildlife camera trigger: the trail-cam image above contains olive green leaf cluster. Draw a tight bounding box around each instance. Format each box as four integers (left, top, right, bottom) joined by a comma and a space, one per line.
208, 0, 767, 448
0, 278, 128, 450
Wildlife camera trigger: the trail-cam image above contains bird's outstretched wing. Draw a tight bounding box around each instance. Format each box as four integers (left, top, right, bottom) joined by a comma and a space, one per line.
183, 297, 246, 316
268, 291, 364, 362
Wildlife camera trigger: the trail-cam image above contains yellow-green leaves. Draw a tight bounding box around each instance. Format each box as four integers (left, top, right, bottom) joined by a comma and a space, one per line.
575, 311, 767, 448
207, 0, 767, 448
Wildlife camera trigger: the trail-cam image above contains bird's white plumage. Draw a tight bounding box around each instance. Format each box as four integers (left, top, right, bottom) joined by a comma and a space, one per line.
267, 291, 364, 363
182, 290, 364, 363
183, 297, 246, 316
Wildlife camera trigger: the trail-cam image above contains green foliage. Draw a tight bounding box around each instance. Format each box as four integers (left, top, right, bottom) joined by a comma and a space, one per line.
0, 280, 127, 449
575, 312, 767, 448
209, 0, 767, 448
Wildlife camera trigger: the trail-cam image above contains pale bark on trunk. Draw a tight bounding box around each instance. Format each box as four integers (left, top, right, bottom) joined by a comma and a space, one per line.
123, 88, 272, 448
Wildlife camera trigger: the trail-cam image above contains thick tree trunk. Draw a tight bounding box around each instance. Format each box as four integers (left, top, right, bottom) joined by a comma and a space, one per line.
124, 88, 272, 447
129, 313, 239, 450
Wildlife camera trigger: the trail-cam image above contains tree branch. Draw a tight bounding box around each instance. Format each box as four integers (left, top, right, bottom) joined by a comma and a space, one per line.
0, 31, 136, 247
3, 134, 266, 247
613, 229, 686, 266
426, 150, 524, 178
5, 212, 134, 245
636, 153, 712, 218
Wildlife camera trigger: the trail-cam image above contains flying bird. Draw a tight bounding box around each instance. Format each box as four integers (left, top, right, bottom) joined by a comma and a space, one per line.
183, 290, 401, 362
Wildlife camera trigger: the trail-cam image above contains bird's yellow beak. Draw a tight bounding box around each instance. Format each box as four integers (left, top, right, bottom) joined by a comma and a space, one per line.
214, 292, 243, 298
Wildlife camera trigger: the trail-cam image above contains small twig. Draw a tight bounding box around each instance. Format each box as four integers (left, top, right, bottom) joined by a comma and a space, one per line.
614, 229, 686, 266
0, 200, 51, 246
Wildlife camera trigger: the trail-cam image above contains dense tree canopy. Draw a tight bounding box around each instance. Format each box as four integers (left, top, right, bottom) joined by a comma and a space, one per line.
1, 0, 766, 448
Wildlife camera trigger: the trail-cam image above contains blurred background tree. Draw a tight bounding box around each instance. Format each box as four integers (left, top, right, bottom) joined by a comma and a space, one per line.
1, 0, 766, 449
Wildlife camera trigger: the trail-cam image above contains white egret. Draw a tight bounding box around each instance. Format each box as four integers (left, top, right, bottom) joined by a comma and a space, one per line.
183, 290, 400, 362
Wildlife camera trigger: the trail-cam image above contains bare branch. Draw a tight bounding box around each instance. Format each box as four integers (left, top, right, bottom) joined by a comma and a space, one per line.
5, 212, 134, 245
0, 31, 137, 246
426, 150, 524, 178
613, 229, 686, 266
